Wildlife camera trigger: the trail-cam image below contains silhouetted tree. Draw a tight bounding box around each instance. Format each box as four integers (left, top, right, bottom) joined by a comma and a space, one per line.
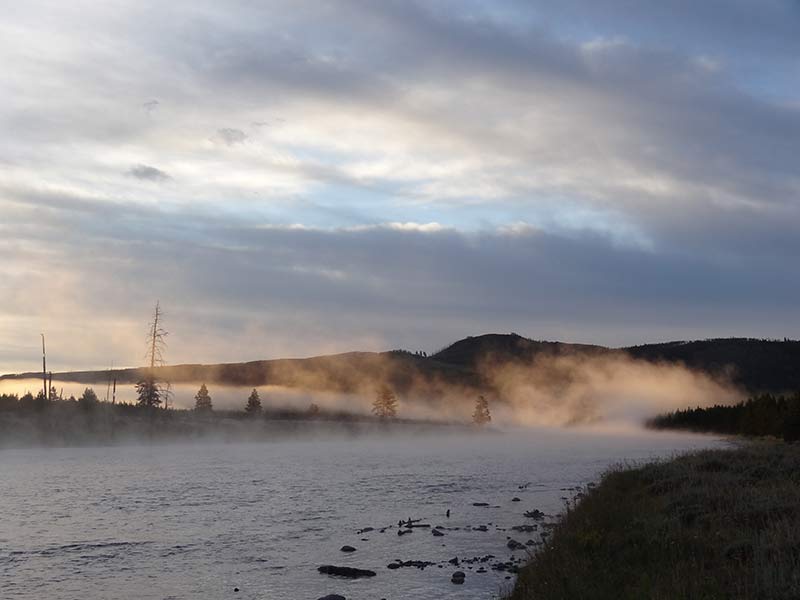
649, 392, 800, 439
472, 395, 491, 425
245, 388, 262, 414
194, 383, 213, 412
136, 301, 168, 409
307, 402, 320, 417
136, 379, 161, 408
19, 392, 35, 411
33, 390, 48, 412
79, 387, 98, 411
372, 385, 398, 419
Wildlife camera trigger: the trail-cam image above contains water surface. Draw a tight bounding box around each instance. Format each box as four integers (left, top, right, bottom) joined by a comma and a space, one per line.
1, 427, 724, 600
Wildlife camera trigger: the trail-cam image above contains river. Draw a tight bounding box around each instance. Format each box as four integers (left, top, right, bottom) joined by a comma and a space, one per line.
0, 426, 723, 600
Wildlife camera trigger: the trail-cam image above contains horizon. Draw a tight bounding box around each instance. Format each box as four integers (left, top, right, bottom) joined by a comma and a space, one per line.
2, 331, 797, 380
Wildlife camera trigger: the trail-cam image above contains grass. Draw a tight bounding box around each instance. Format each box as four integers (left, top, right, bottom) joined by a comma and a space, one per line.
505, 442, 800, 600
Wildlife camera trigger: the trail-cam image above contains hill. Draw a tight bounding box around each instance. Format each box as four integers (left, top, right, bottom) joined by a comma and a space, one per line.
2, 334, 798, 396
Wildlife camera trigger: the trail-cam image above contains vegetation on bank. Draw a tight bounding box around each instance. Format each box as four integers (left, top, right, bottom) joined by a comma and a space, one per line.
0, 386, 440, 448
506, 442, 800, 600
648, 392, 800, 440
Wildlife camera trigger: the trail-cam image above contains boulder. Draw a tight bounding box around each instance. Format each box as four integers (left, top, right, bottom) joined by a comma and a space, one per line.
340, 545, 356, 553
432, 529, 445, 537
507, 539, 526, 551
317, 565, 376, 578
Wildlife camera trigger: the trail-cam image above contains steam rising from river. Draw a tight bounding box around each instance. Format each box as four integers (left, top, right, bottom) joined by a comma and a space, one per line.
0, 351, 741, 428
479, 353, 741, 427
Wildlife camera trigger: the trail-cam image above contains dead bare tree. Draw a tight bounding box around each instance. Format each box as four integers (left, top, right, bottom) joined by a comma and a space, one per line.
136, 301, 169, 408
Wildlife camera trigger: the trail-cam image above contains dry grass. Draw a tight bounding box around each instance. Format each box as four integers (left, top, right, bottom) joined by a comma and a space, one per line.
506, 442, 800, 600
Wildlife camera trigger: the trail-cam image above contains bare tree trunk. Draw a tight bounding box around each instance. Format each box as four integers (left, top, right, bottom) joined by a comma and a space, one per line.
41, 334, 47, 400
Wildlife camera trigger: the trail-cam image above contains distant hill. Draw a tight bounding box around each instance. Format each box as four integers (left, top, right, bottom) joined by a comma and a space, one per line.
2, 334, 798, 396
431, 333, 607, 367
624, 338, 800, 393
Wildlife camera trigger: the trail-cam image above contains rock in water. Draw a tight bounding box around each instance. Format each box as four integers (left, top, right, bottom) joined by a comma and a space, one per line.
318, 596, 346, 600
317, 565, 377, 578
340, 545, 356, 552
507, 539, 526, 551
451, 571, 466, 584
472, 502, 489, 507
432, 529, 445, 537
524, 509, 545, 520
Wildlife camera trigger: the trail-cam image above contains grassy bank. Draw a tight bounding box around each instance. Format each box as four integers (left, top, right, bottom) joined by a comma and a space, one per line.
506, 442, 800, 600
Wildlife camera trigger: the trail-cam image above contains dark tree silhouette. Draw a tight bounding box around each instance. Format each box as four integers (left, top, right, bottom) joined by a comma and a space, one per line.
650, 392, 800, 441
136, 379, 161, 408
245, 388, 262, 414
372, 385, 398, 419
472, 395, 492, 425
307, 402, 321, 417
194, 383, 213, 412
136, 301, 168, 408
78, 387, 98, 411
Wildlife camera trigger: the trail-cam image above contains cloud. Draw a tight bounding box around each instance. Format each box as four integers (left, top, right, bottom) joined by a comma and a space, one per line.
217, 128, 248, 145
1, 0, 799, 372
127, 164, 171, 182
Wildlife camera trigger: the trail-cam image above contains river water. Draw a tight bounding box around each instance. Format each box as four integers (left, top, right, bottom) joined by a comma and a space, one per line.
0, 427, 723, 600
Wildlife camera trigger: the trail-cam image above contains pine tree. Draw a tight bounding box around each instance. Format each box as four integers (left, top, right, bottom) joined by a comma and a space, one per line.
194, 383, 213, 412
472, 395, 491, 425
79, 387, 98, 411
136, 378, 161, 408
136, 301, 168, 409
372, 385, 398, 419
245, 388, 262, 415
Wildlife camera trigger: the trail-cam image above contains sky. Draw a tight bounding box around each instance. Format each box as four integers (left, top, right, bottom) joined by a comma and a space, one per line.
1, 0, 799, 373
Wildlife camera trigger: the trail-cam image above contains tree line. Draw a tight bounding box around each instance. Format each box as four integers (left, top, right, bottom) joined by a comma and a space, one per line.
648, 392, 800, 441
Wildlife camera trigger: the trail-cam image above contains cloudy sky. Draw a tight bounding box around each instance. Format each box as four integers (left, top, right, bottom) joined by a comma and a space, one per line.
1, 0, 799, 373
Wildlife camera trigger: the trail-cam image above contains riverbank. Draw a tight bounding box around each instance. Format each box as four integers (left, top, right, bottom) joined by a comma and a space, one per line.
0, 402, 467, 448
505, 440, 800, 600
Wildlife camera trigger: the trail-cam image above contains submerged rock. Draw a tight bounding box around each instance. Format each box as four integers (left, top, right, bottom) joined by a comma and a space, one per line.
472, 502, 489, 507
451, 570, 466, 584
507, 539, 526, 551
432, 529, 445, 537
318, 596, 346, 600
524, 509, 546, 520
340, 545, 356, 553
317, 565, 376, 578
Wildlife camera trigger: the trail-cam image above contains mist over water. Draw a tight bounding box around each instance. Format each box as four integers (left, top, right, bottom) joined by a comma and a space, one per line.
0, 428, 725, 600
0, 349, 742, 429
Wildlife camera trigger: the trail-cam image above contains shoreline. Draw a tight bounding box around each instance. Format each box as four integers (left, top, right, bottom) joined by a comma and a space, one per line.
503, 439, 800, 599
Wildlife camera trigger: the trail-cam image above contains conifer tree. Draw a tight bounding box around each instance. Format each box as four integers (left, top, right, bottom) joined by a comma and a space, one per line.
136, 301, 168, 408
245, 388, 262, 414
194, 383, 213, 412
78, 387, 98, 411
472, 395, 491, 425
372, 384, 398, 419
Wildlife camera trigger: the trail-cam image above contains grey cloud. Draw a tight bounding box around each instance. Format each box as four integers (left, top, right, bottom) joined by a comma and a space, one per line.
127, 164, 171, 181
2, 0, 800, 371
217, 128, 248, 145
3, 193, 799, 372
